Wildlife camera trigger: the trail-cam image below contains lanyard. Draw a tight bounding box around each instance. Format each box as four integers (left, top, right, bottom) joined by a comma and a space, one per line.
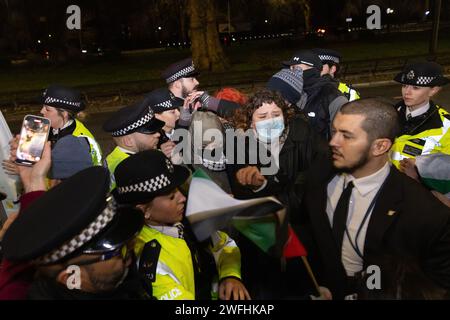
344, 177, 388, 259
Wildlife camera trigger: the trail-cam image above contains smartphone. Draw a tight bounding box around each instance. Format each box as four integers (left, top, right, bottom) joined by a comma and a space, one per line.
15, 115, 51, 166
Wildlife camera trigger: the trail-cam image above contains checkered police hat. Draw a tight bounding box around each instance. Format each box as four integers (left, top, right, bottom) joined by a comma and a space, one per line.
312, 48, 341, 65
145, 88, 184, 114
394, 62, 449, 87
2, 167, 143, 264
40, 85, 85, 113
113, 150, 191, 205
103, 98, 165, 137
161, 58, 200, 84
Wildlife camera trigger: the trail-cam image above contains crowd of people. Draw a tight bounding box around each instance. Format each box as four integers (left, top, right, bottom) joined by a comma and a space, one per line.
0, 48, 450, 300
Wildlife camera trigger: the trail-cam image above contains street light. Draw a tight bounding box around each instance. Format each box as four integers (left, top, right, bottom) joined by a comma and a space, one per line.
425, 10, 430, 16
158, 26, 162, 30
387, 8, 394, 14
264, 19, 268, 24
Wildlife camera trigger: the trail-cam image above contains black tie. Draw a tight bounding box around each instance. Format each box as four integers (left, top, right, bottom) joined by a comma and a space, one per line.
332, 181, 354, 253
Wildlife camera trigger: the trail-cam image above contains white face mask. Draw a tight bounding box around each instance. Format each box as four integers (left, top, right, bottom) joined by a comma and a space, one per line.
254, 116, 285, 143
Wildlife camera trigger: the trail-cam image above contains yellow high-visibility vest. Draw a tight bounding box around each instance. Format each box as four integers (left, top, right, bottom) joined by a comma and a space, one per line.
105, 146, 131, 190
391, 105, 450, 169
338, 82, 360, 101
72, 119, 102, 166
134, 226, 241, 300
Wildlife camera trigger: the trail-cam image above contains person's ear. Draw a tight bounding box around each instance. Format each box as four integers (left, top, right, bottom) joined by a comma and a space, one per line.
372, 138, 392, 156
430, 86, 441, 98
56, 266, 71, 287
122, 135, 134, 149
174, 79, 183, 91
62, 110, 70, 122
331, 65, 337, 76
137, 203, 152, 220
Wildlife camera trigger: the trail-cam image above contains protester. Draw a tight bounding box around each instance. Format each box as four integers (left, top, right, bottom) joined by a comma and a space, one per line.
267, 68, 307, 110
282, 50, 348, 140
297, 98, 450, 299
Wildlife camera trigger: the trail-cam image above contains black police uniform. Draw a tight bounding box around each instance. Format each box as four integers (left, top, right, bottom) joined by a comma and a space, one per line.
1, 166, 149, 300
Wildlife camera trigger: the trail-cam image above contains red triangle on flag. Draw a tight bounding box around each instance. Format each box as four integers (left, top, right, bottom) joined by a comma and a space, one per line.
283, 226, 307, 258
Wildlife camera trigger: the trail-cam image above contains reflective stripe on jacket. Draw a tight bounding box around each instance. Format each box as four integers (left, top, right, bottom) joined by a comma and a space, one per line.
391, 105, 450, 169
338, 82, 360, 101
72, 119, 102, 166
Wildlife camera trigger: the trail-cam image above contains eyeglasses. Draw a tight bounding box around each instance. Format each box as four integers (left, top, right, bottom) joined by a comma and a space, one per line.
73, 245, 129, 266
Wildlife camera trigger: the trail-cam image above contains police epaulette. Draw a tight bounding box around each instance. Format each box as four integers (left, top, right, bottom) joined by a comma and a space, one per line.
139, 240, 161, 291
444, 113, 450, 121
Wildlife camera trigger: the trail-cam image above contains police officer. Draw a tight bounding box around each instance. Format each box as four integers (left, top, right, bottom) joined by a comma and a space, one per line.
103, 91, 170, 189
390, 61, 450, 171
1, 166, 147, 299
312, 48, 361, 101
161, 58, 241, 123
113, 150, 250, 300
40, 85, 102, 166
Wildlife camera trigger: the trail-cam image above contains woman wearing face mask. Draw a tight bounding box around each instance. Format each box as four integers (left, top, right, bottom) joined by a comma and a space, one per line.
228, 89, 328, 208
226, 89, 329, 299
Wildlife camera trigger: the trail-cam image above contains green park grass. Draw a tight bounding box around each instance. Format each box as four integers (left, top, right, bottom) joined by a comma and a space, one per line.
1, 29, 450, 96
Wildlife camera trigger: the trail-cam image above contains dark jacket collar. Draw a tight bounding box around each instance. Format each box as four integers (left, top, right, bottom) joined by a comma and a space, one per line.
397, 100, 443, 135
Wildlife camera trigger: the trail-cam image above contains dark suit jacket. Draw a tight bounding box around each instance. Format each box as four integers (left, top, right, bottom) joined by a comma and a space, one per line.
296, 159, 450, 299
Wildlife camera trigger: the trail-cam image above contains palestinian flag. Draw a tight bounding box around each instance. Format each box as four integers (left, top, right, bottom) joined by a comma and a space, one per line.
185, 169, 285, 244
416, 153, 450, 197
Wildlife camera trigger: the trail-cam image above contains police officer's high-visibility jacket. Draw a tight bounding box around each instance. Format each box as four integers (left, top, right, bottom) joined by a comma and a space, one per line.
391, 101, 450, 169
134, 225, 242, 300
105, 146, 132, 190
72, 119, 103, 166
338, 82, 360, 102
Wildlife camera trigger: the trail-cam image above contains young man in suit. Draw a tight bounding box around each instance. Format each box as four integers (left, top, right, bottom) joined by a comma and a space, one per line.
296, 98, 450, 299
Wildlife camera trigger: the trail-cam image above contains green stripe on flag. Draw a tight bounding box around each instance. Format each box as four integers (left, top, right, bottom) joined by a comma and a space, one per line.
232, 215, 277, 253
422, 177, 450, 194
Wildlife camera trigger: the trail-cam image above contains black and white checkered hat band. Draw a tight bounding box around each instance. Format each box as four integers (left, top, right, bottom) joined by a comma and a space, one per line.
318, 55, 339, 64
155, 100, 174, 110
45, 96, 82, 108
112, 109, 155, 137
416, 76, 436, 85
36, 198, 117, 265
166, 65, 195, 83
117, 174, 171, 194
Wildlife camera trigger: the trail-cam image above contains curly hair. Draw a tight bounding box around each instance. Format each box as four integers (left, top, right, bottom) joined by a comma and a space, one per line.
231, 89, 296, 131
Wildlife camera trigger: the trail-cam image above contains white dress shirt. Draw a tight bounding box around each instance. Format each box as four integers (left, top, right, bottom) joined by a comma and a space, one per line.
326, 162, 391, 276
406, 102, 430, 120
118, 147, 136, 155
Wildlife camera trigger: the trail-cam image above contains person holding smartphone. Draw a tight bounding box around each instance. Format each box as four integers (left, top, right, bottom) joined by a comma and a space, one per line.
40, 85, 103, 166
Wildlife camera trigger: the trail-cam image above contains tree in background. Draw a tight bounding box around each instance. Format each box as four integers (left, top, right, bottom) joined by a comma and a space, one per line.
187, 0, 229, 72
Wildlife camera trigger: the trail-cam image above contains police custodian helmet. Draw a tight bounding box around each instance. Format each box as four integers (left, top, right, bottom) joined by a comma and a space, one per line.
394, 61, 449, 87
